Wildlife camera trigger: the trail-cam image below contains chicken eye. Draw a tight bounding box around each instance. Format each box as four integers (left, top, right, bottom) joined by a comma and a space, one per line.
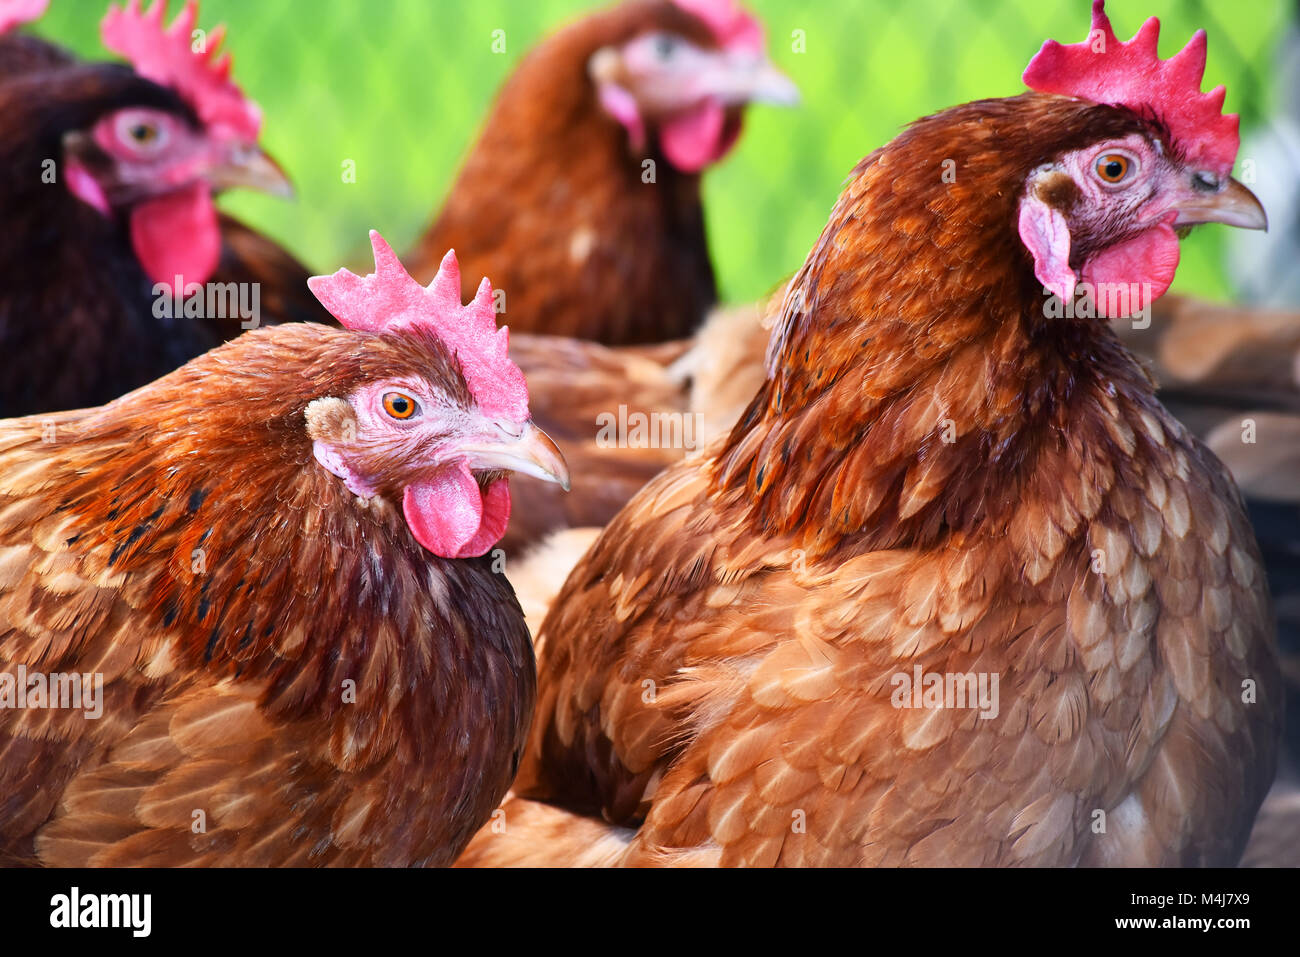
382, 392, 420, 420
653, 33, 680, 59
1095, 153, 1132, 184
115, 114, 168, 151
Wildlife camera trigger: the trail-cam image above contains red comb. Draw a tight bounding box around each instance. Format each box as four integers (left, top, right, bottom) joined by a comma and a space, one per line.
0, 0, 47, 34
101, 0, 260, 140
672, 0, 763, 54
308, 232, 529, 423
1022, 0, 1238, 176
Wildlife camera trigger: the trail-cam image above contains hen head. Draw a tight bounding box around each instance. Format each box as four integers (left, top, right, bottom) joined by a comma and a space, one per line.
588, 0, 797, 172
62, 0, 287, 292
743, 2, 1268, 550
306, 232, 570, 559
1017, 0, 1265, 317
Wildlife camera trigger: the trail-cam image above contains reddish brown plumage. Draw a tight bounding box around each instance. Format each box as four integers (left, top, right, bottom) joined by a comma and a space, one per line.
0, 324, 533, 866
457, 94, 1282, 867
406, 0, 724, 344
501, 334, 688, 554
499, 296, 774, 554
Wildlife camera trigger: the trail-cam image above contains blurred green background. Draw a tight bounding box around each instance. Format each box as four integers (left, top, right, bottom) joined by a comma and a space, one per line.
34, 0, 1292, 305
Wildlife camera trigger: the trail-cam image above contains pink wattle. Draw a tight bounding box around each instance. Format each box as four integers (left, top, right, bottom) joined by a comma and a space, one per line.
598, 81, 646, 150
129, 182, 221, 294
1080, 218, 1180, 318
660, 97, 737, 172
401, 463, 511, 558
1018, 198, 1075, 302
65, 158, 111, 215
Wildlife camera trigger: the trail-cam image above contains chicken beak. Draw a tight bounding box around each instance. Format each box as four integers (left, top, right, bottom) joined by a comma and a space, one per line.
1169, 175, 1267, 231
704, 51, 800, 107
206, 142, 295, 199
458, 421, 571, 491
737, 57, 800, 107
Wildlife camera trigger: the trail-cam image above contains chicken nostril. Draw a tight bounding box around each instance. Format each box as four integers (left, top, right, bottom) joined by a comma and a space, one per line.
1192, 170, 1220, 192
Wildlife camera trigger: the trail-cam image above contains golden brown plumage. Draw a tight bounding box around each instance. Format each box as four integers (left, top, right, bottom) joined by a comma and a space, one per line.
0, 324, 536, 866
457, 94, 1282, 867
1116, 294, 1300, 796
500, 298, 772, 554
500, 334, 689, 554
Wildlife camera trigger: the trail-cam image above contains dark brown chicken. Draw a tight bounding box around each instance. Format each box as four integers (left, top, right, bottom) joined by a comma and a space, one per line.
0, 232, 569, 866
0, 0, 329, 419
0, 1, 63, 76
458, 1, 1282, 867
407, 0, 796, 345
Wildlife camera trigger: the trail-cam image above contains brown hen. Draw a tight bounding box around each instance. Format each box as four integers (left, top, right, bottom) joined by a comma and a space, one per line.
406, 0, 796, 345
0, 0, 333, 419
458, 3, 1282, 867
0, 235, 569, 866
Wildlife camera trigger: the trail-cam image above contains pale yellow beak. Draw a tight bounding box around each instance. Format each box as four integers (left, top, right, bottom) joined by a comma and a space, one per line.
457, 421, 570, 491
207, 142, 295, 199
1170, 175, 1267, 231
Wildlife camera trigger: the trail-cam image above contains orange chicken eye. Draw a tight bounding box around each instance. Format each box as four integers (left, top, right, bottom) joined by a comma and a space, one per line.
1095, 153, 1131, 183
114, 112, 169, 152
382, 392, 419, 420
